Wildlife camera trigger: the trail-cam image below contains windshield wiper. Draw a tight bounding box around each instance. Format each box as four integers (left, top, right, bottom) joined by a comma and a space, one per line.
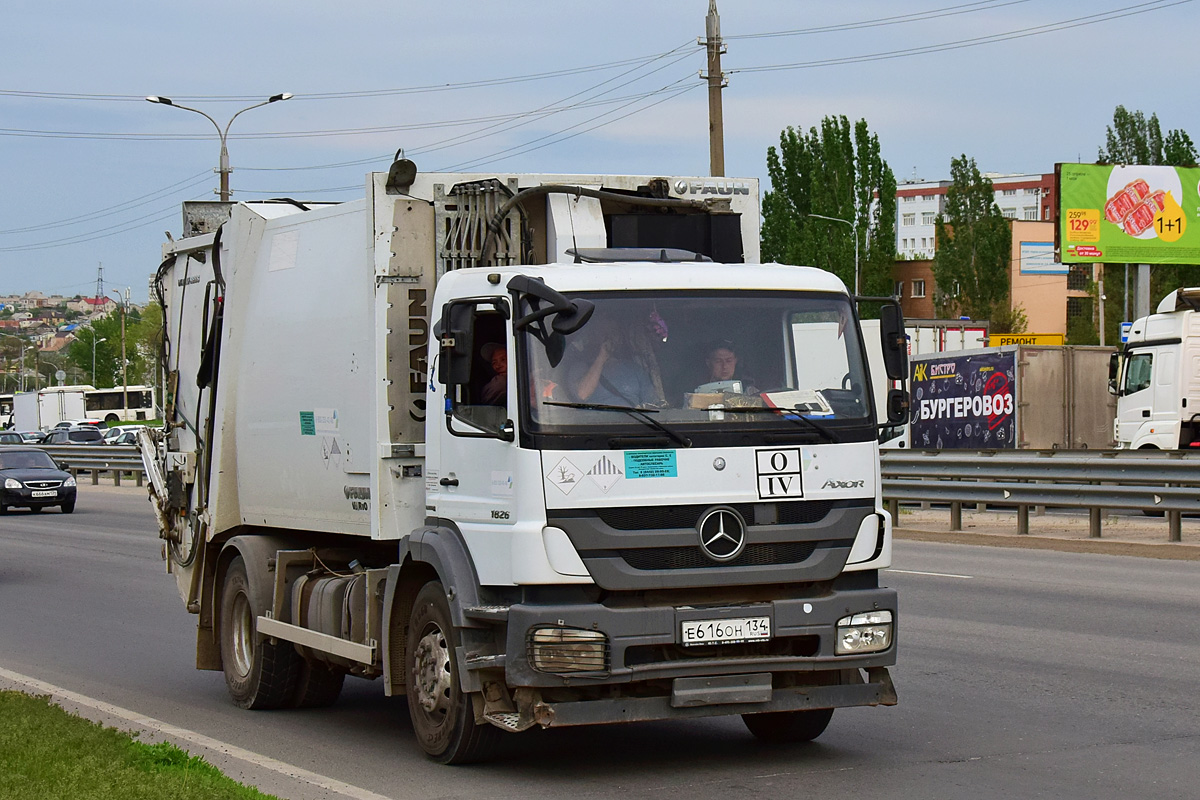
542, 401, 692, 447
720, 406, 839, 443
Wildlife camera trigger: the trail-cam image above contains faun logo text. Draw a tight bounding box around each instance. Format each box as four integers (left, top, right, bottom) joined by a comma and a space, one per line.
673, 179, 751, 196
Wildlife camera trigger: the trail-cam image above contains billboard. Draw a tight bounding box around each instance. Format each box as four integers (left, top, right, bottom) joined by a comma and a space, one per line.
1057, 162, 1200, 264
910, 350, 1016, 449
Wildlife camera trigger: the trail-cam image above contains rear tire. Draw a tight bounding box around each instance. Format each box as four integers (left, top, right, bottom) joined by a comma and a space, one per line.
742, 708, 834, 743
290, 659, 346, 708
218, 556, 299, 709
406, 581, 500, 764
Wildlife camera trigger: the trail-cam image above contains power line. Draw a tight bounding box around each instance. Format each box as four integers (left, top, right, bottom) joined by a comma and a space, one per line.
0, 192, 206, 253
732, 1, 1187, 74
0, 171, 211, 235
0, 45, 695, 104
726, 0, 1033, 40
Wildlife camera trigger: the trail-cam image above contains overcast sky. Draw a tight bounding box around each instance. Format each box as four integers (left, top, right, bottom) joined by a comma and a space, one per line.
2, 0, 1194, 302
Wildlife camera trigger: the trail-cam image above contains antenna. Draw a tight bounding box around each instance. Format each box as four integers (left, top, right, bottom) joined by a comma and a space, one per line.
94, 263, 105, 307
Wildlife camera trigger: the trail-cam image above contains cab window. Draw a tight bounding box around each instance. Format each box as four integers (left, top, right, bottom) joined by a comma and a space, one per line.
1122, 352, 1153, 394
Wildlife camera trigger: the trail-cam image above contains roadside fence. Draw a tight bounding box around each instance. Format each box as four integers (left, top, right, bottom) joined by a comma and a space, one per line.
36, 444, 145, 487
882, 449, 1198, 543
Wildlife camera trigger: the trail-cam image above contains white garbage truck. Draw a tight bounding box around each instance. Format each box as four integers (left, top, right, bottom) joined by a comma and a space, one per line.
139, 161, 908, 763
1113, 287, 1200, 449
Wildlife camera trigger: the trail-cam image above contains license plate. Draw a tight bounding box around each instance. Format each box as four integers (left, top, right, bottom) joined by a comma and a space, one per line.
31, 490, 56, 498
681, 616, 771, 646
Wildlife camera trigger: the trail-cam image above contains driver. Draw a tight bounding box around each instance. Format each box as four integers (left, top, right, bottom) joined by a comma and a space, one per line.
698, 341, 759, 395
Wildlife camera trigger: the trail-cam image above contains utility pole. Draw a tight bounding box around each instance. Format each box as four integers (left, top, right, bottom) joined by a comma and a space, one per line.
701, 0, 726, 177
111, 289, 128, 417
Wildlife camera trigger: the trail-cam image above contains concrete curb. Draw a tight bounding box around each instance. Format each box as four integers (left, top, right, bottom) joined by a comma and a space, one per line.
895, 527, 1200, 561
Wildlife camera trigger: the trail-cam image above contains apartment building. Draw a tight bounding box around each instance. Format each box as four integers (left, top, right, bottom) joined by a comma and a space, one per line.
896, 173, 1057, 260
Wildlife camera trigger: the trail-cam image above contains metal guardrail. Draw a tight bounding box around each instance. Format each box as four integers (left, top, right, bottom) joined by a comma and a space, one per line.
882, 449, 1198, 542
16, 443, 1192, 541
35, 444, 145, 487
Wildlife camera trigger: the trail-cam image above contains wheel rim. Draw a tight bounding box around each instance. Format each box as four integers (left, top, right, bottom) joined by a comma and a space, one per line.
230, 591, 254, 677
412, 624, 452, 717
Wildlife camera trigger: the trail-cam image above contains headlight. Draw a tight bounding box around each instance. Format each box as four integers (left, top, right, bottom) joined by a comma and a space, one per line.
3, 478, 21, 489
63, 476, 77, 488
527, 627, 609, 673
836, 610, 893, 655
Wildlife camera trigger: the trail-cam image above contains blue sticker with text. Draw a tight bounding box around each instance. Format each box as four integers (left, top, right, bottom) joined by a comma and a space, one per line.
624, 450, 678, 479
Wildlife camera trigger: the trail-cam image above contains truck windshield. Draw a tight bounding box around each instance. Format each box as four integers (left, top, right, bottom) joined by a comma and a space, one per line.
520, 290, 874, 447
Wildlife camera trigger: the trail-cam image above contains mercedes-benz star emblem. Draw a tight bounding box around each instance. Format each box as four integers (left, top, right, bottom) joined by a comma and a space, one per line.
696, 506, 747, 562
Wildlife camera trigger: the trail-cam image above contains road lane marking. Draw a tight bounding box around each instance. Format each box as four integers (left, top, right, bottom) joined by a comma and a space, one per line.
0, 666, 394, 800
888, 569, 973, 579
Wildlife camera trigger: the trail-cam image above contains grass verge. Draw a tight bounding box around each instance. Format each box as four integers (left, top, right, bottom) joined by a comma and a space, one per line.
0, 690, 279, 800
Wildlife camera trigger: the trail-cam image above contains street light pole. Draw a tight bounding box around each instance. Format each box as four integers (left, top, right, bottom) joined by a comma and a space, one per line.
146, 93, 293, 202
92, 335, 107, 387
804, 212, 860, 295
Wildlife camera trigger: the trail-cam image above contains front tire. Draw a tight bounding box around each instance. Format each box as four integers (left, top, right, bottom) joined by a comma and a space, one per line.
61, 500, 75, 514
218, 556, 299, 709
405, 581, 500, 764
742, 708, 834, 742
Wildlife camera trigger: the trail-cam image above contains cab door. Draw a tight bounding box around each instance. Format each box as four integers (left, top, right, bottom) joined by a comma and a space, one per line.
425, 299, 522, 580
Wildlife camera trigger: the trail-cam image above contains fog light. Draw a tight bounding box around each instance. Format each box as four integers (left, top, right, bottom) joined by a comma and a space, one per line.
836, 610, 893, 655
527, 627, 609, 673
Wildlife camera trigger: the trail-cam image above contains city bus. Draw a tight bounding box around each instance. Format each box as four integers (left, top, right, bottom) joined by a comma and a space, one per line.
83, 385, 157, 423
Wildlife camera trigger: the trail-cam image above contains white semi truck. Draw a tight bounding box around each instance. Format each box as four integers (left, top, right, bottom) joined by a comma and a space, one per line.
1113, 287, 1200, 449
139, 162, 908, 763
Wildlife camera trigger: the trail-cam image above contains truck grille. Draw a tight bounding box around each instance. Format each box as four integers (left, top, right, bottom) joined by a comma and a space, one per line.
597, 500, 834, 530
620, 542, 818, 570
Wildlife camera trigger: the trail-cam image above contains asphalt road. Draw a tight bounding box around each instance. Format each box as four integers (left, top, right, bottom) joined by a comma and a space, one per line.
1, 485, 1197, 800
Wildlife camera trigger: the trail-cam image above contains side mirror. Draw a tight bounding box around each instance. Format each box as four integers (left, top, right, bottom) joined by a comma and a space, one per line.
437, 301, 476, 386
1108, 378, 1119, 396
879, 303, 908, 381
886, 388, 910, 425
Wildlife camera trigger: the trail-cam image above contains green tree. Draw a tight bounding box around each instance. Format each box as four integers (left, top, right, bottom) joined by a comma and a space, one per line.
1098, 105, 1197, 166
931, 155, 1014, 325
67, 315, 124, 387
762, 116, 897, 305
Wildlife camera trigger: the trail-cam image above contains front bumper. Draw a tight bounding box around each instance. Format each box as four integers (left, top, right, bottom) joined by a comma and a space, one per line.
528, 667, 897, 728
1, 487, 75, 509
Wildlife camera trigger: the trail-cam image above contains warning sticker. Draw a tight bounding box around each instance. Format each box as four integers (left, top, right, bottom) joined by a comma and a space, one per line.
546, 457, 583, 495
587, 455, 624, 493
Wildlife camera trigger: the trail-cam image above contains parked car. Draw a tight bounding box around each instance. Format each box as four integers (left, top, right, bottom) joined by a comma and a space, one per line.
43, 426, 104, 445
18, 431, 46, 444
105, 430, 139, 446
0, 446, 76, 514
53, 419, 104, 429
102, 425, 144, 444
0, 431, 24, 445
